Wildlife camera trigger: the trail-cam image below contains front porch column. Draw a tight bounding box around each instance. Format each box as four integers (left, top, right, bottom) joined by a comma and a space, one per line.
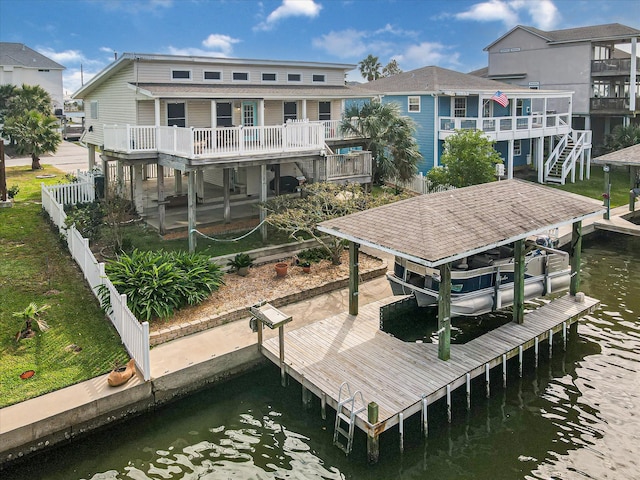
537, 137, 544, 184
88, 144, 96, 170
101, 157, 109, 196
175, 169, 183, 195
348, 242, 359, 315
260, 164, 267, 241
513, 239, 525, 324
223, 167, 231, 223
133, 164, 144, 214
188, 171, 197, 253
507, 139, 514, 179
570, 221, 582, 295
154, 99, 161, 125
274, 164, 281, 196
437, 263, 451, 361
196, 168, 204, 203
116, 160, 124, 196
157, 164, 165, 235
630, 37, 637, 112
301, 99, 307, 119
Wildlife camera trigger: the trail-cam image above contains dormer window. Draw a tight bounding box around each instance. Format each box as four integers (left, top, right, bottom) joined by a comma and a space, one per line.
172, 69, 191, 80
233, 72, 249, 81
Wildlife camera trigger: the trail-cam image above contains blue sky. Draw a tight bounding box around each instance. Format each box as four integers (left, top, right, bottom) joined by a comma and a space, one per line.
1, 0, 639, 97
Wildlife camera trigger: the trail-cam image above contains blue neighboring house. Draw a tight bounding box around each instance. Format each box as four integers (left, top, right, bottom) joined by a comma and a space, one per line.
354, 65, 592, 184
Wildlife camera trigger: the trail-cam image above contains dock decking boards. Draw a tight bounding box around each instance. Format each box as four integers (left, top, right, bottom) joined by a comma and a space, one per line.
261, 293, 600, 443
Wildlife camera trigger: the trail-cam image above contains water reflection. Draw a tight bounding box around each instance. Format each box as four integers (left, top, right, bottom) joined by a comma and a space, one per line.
3, 232, 639, 480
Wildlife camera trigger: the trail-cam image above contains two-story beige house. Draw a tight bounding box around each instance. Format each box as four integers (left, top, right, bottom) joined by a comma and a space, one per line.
0, 42, 65, 113
72, 53, 373, 248
481, 23, 639, 150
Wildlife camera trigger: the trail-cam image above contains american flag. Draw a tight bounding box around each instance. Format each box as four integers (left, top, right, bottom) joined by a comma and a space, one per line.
491, 91, 509, 107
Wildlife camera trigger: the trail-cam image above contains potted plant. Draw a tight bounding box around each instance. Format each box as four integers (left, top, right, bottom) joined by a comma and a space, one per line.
275, 262, 288, 277
300, 261, 311, 273
227, 253, 254, 276
13, 302, 50, 340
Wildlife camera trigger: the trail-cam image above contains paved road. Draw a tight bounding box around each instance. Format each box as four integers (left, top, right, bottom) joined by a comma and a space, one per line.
4, 140, 90, 174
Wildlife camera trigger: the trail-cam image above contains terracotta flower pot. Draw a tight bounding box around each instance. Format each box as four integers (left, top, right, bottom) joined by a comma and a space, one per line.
302, 265, 311, 274
275, 262, 288, 277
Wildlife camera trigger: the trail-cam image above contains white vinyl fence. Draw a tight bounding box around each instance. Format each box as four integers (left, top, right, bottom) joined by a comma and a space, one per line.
41, 183, 151, 381
394, 172, 456, 195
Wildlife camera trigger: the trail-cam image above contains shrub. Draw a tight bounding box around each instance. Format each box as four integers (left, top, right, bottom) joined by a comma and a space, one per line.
7, 185, 19, 199
64, 201, 104, 243
99, 249, 224, 321
297, 247, 332, 264
227, 252, 254, 272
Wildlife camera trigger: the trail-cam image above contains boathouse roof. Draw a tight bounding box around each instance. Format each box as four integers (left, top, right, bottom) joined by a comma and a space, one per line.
592, 143, 640, 167
318, 179, 604, 267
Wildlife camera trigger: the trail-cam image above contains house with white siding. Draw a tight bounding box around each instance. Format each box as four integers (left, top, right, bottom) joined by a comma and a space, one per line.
361, 65, 592, 184
72, 53, 374, 247
0, 42, 65, 113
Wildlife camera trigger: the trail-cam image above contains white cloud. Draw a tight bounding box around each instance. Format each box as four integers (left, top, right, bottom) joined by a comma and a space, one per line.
255, 0, 322, 31
166, 46, 228, 58
202, 34, 240, 56
312, 29, 368, 58
395, 42, 460, 70
454, 0, 561, 29
455, 0, 519, 26
36, 48, 84, 65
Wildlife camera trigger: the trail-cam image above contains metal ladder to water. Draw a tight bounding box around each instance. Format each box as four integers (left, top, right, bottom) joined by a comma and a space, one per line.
333, 382, 365, 454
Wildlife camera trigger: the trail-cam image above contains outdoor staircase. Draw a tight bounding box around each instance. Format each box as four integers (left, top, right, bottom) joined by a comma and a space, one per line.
543, 130, 592, 185
333, 382, 366, 455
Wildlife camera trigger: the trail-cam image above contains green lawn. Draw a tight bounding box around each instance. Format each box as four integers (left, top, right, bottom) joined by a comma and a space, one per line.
0, 165, 128, 408
550, 164, 632, 208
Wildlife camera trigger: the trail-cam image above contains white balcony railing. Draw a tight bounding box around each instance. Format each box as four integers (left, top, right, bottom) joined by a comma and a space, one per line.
104, 121, 349, 160
325, 151, 372, 180
439, 112, 571, 139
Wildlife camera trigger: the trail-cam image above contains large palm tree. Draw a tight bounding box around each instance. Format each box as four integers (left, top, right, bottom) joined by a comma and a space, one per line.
358, 54, 382, 82
603, 124, 640, 153
6, 84, 52, 118
340, 101, 421, 185
3, 111, 61, 169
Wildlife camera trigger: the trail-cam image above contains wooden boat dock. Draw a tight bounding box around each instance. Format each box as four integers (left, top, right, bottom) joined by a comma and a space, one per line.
261, 293, 599, 460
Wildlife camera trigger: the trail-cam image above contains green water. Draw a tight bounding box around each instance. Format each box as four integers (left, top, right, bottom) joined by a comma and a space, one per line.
4, 232, 639, 479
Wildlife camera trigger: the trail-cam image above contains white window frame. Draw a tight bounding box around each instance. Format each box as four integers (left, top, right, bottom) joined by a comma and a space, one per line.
232, 72, 250, 82
482, 99, 493, 118
287, 72, 302, 83
319, 101, 331, 121
453, 97, 467, 118
283, 101, 297, 122
262, 72, 277, 82
312, 73, 326, 83
90, 100, 98, 119
171, 69, 192, 81
203, 70, 222, 82
408, 96, 421, 113
167, 102, 186, 127
513, 139, 521, 156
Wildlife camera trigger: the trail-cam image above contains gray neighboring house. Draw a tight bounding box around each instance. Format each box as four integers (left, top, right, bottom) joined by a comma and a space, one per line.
0, 42, 65, 112
481, 23, 639, 150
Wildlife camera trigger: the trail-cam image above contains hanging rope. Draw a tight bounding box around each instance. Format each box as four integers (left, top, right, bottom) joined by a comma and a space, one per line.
191, 219, 268, 242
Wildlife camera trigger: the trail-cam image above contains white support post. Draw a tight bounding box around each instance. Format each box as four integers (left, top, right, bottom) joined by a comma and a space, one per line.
519, 345, 523, 377
485, 363, 491, 398
563, 322, 568, 351
535, 337, 539, 368
549, 329, 554, 358
141, 321, 151, 381
630, 37, 637, 113
446, 384, 452, 423
422, 396, 428, 437
260, 164, 267, 241
502, 354, 507, 388
399, 412, 404, 453
466, 373, 471, 411
321, 393, 327, 420
507, 139, 514, 179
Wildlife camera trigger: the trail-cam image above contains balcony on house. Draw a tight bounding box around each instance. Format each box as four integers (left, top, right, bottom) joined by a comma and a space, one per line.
591, 58, 640, 76
103, 120, 361, 161
438, 110, 572, 141
590, 96, 640, 113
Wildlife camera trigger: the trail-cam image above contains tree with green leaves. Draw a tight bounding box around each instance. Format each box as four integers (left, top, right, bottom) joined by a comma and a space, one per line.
2, 110, 61, 169
358, 54, 382, 82
427, 129, 502, 188
340, 100, 421, 186
382, 59, 403, 77
262, 182, 407, 264
0, 84, 18, 123
602, 124, 640, 153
